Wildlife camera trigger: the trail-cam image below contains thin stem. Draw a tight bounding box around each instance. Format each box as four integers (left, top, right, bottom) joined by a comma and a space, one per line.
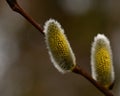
6, 0, 114, 96
6, 0, 44, 35
73, 65, 113, 96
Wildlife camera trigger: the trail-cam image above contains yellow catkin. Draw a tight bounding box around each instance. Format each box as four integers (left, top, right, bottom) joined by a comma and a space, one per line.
91, 34, 114, 89
44, 19, 76, 73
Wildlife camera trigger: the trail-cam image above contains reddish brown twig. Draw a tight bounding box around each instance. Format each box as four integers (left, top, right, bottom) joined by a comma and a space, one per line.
6, 0, 114, 96
6, 0, 44, 35
73, 65, 113, 96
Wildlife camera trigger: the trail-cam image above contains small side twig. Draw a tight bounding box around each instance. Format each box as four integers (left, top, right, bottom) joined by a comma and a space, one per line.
6, 0, 44, 35
6, 0, 114, 96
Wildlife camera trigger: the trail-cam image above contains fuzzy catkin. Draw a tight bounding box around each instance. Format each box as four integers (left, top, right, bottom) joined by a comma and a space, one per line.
91, 34, 114, 89
44, 19, 76, 73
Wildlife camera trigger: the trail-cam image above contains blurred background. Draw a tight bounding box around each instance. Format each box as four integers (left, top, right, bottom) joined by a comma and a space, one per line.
0, 0, 120, 96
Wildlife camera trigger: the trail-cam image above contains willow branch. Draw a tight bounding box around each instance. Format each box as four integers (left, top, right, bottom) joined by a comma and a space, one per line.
6, 0, 114, 96
73, 65, 113, 96
6, 0, 44, 35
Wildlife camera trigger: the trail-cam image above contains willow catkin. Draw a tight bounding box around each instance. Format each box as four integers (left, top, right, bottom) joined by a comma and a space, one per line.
44, 19, 76, 73
91, 34, 115, 89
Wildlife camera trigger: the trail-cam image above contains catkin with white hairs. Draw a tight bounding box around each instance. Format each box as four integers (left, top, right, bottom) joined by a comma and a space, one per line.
44, 19, 76, 73
91, 34, 115, 89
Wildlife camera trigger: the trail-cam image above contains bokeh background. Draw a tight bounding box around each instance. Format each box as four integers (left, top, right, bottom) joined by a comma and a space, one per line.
0, 0, 120, 96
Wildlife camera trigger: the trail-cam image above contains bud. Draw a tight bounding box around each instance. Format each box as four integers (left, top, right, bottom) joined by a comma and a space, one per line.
91, 34, 115, 89
44, 19, 76, 73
